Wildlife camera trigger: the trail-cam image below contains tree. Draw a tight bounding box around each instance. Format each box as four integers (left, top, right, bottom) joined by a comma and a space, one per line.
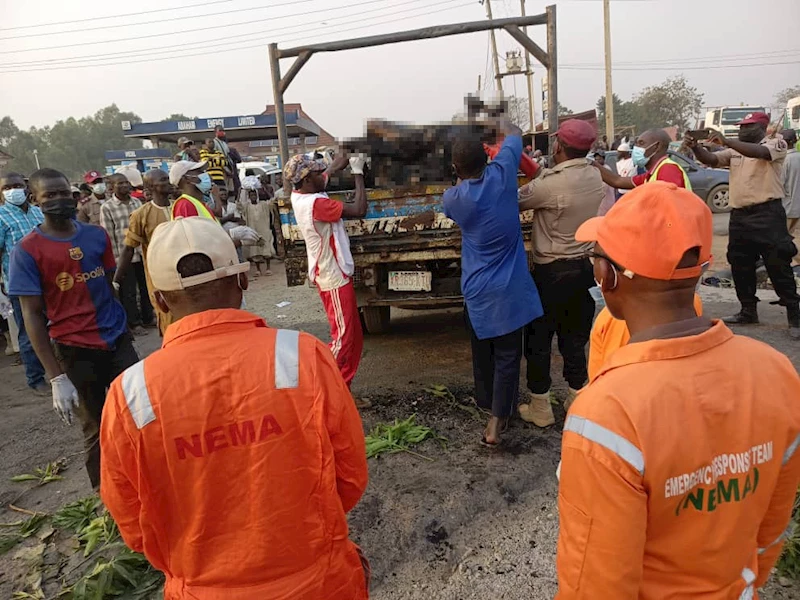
632, 75, 704, 132
596, 93, 641, 137
775, 86, 800, 107
0, 105, 144, 180
507, 96, 531, 131
558, 103, 573, 116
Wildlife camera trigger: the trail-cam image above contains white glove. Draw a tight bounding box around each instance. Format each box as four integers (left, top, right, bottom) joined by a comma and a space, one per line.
349, 154, 367, 175
51, 374, 79, 425
229, 226, 260, 246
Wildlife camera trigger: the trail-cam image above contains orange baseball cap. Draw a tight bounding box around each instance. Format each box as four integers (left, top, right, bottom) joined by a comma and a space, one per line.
576, 181, 712, 280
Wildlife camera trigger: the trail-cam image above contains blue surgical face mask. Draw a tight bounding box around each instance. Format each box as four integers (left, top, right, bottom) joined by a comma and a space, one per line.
3, 188, 27, 206
196, 172, 213, 194
632, 142, 657, 168
631, 145, 648, 168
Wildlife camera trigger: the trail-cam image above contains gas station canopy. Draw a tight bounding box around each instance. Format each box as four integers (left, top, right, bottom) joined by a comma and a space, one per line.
122, 110, 320, 144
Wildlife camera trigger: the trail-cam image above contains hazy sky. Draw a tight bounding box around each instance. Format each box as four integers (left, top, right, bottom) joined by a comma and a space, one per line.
2, 0, 799, 140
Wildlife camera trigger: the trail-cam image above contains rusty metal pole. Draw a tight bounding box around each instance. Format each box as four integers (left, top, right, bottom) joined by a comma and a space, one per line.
483, 0, 504, 92
521, 0, 535, 131
546, 4, 558, 153
268, 43, 289, 173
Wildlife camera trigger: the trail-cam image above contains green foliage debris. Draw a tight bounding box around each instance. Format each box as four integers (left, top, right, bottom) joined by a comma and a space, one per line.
777, 487, 800, 580
10, 461, 64, 485
365, 414, 446, 461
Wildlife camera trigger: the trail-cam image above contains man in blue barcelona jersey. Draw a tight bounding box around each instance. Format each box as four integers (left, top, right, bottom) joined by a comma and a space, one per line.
9, 168, 138, 489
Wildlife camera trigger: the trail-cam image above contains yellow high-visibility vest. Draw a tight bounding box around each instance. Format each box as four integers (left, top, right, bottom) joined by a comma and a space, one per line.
650, 158, 692, 191
171, 194, 216, 221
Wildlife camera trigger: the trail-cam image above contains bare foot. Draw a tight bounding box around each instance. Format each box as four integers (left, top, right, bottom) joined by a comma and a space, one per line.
481, 416, 504, 447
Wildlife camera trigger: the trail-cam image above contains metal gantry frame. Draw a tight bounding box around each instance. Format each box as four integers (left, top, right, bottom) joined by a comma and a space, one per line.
268, 6, 558, 169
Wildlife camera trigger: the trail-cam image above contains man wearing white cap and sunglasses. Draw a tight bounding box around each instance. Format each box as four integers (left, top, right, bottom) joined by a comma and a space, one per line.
100, 216, 369, 599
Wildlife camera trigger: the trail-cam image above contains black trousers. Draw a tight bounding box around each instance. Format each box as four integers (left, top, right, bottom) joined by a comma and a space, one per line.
133, 261, 154, 326
526, 257, 595, 394
466, 310, 524, 419
54, 334, 139, 489
728, 199, 799, 308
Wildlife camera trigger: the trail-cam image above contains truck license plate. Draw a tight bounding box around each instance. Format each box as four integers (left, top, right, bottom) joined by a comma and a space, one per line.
388, 271, 432, 292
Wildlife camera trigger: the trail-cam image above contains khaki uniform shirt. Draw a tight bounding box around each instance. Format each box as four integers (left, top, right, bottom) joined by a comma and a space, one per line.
518, 158, 605, 264
77, 196, 104, 226
124, 202, 172, 334
714, 136, 788, 209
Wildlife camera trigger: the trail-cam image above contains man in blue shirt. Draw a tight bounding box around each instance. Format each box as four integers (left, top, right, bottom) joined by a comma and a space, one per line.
444, 120, 543, 446
0, 172, 47, 395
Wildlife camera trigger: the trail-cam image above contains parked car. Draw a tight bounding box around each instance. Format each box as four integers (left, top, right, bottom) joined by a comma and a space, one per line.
603, 150, 730, 213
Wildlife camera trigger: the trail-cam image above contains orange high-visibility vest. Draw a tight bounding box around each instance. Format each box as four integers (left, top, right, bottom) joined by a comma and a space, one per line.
100, 309, 369, 600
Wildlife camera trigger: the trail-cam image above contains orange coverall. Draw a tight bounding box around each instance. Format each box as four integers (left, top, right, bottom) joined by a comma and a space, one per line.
100, 309, 369, 600
587, 293, 703, 381
558, 320, 800, 599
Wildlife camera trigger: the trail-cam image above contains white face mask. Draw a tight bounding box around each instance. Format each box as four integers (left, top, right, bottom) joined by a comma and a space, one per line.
92, 183, 106, 195
3, 188, 27, 206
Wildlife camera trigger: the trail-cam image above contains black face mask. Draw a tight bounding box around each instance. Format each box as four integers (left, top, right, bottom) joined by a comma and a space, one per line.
738, 128, 764, 144
41, 199, 77, 219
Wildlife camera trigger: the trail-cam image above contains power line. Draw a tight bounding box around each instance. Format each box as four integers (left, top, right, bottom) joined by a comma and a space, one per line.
0, 0, 433, 68
562, 60, 800, 71
565, 48, 800, 67
0, 0, 383, 55
0, 0, 305, 41
0, 0, 236, 32
0, 0, 473, 74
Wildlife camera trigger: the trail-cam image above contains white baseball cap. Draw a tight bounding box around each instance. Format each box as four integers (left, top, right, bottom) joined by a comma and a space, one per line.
617, 142, 631, 152
169, 160, 207, 186
115, 166, 143, 187
147, 217, 249, 292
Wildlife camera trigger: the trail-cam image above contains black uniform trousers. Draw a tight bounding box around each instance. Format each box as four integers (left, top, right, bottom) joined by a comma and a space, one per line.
120, 261, 154, 327
526, 257, 595, 394
54, 333, 139, 489
727, 199, 799, 309
466, 309, 524, 419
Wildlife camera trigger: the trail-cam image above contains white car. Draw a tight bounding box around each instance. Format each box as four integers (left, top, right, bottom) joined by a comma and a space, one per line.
238, 161, 280, 182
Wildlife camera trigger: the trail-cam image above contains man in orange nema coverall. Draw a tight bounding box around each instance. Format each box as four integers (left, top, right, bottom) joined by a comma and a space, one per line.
557, 181, 800, 599
99, 217, 369, 600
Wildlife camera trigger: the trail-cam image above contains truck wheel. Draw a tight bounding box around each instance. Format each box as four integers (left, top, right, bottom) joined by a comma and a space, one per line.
362, 306, 391, 334
707, 184, 730, 213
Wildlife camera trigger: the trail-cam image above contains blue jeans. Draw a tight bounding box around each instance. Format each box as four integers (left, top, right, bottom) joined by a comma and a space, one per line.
10, 296, 46, 388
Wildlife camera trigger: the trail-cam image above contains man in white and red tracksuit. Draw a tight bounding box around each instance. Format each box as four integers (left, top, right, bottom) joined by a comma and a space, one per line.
285, 153, 368, 401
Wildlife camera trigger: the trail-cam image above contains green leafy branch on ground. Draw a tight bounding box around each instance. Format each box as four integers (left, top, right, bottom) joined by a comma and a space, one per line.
777, 487, 800, 580
6, 496, 164, 599
365, 414, 446, 461
0, 514, 48, 556
10, 461, 65, 485
426, 385, 487, 420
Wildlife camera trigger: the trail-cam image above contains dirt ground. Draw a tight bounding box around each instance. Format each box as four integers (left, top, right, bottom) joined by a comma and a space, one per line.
1, 221, 799, 598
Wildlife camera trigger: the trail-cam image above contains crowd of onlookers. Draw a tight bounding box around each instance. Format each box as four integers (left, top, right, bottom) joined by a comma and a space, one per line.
0, 143, 284, 396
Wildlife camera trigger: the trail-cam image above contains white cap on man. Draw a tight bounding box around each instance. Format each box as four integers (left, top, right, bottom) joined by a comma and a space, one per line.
617, 142, 631, 152
116, 166, 143, 188
169, 160, 207, 186
147, 217, 249, 291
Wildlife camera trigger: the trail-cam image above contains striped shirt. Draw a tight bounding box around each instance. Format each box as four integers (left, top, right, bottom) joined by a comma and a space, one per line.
99, 195, 142, 263
199, 149, 227, 183
0, 202, 43, 288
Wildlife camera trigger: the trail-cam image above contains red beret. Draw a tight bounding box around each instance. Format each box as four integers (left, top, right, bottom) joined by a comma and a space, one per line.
556, 119, 597, 151
737, 112, 770, 126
